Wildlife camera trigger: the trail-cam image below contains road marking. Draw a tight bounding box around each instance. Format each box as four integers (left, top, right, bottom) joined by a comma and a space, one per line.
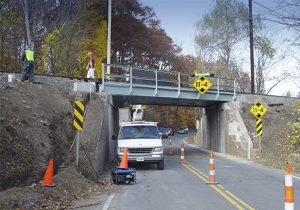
225, 190, 255, 210
102, 194, 115, 210
185, 162, 209, 179
183, 162, 255, 210
183, 164, 244, 210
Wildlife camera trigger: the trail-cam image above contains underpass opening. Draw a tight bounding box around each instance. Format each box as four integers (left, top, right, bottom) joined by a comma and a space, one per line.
113, 96, 226, 155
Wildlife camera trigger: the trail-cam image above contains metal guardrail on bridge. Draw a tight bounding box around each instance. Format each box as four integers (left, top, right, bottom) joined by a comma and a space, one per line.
100, 63, 236, 102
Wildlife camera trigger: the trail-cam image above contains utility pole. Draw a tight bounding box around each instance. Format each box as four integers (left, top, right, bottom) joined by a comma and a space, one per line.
19, 0, 32, 48
107, 0, 112, 75
249, 0, 255, 94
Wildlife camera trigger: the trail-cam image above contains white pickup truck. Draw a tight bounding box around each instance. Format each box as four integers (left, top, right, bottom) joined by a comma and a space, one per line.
115, 121, 164, 170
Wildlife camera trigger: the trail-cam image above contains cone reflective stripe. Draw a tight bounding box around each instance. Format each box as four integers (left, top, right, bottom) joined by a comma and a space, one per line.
168, 139, 173, 156
285, 162, 294, 210
179, 143, 184, 164
119, 148, 128, 169
207, 150, 218, 184
40, 159, 56, 187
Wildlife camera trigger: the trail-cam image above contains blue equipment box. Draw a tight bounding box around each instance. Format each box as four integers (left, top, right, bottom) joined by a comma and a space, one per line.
111, 168, 136, 184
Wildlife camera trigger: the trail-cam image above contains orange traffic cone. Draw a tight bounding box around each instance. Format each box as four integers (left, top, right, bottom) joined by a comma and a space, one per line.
285, 161, 294, 210
179, 143, 184, 164
168, 139, 173, 156
119, 148, 128, 169
207, 150, 218, 184
40, 159, 56, 187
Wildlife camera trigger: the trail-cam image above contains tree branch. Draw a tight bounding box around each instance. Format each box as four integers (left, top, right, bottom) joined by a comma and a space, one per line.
266, 74, 290, 94
0, 0, 9, 10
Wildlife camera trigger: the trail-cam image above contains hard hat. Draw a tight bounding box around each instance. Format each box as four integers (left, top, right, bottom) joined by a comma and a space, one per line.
88, 52, 93, 56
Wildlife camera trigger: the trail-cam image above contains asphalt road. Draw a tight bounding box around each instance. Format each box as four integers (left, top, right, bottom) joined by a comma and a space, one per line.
73, 132, 300, 210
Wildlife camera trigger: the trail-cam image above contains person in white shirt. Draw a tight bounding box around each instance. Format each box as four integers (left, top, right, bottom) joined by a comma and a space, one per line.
86, 52, 95, 79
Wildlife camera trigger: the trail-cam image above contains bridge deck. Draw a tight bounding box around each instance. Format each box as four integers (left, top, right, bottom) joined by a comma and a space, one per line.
99, 64, 236, 105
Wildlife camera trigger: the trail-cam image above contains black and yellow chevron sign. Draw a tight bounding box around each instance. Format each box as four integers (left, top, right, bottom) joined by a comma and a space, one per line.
256, 118, 263, 137
73, 101, 85, 131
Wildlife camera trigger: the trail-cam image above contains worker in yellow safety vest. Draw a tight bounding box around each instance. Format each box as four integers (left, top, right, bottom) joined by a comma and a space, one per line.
18, 46, 35, 83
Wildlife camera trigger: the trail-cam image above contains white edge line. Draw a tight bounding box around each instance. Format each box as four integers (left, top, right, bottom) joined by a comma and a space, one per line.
293, 175, 300, 180
102, 194, 115, 210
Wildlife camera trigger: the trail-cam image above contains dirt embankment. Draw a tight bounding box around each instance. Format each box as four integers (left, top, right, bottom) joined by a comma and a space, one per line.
0, 81, 115, 209
240, 99, 300, 173
0, 82, 75, 190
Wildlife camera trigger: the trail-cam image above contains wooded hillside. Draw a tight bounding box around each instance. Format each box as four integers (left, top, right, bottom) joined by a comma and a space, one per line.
0, 0, 196, 78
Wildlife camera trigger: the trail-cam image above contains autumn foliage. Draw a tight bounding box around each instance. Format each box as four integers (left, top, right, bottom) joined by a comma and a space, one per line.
1, 0, 193, 77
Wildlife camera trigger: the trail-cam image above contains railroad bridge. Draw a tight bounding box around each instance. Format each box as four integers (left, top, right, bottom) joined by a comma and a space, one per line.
74, 63, 239, 161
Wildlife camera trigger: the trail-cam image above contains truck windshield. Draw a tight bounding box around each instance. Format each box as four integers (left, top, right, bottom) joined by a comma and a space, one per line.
119, 125, 160, 140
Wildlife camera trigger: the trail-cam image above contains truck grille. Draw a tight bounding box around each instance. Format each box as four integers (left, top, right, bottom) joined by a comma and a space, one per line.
128, 148, 153, 154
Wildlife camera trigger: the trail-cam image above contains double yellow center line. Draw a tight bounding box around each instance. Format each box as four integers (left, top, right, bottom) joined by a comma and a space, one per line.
183, 162, 255, 210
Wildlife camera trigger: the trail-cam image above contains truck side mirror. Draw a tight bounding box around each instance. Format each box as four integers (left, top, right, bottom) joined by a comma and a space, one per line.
112, 134, 118, 140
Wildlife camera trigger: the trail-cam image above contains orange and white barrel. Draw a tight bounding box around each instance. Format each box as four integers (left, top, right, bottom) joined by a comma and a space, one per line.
168, 139, 173, 156
179, 143, 184, 164
285, 162, 294, 210
207, 150, 218, 184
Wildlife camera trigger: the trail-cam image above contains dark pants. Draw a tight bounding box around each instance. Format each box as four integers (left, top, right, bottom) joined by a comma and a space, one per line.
20, 61, 34, 82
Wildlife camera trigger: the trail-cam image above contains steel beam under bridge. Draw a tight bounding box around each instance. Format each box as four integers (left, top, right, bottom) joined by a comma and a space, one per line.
99, 64, 236, 107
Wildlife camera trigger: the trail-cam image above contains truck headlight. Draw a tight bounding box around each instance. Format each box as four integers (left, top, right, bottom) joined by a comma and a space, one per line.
118, 147, 125, 153
154, 147, 162, 152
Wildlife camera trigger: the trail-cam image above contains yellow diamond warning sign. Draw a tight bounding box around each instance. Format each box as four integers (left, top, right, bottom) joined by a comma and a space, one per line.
193, 76, 212, 94
250, 102, 268, 119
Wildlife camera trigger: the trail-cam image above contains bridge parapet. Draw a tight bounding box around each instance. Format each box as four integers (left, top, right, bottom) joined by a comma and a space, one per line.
99, 64, 236, 103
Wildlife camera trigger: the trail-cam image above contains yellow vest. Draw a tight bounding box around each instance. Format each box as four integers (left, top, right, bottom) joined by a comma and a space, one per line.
25, 50, 34, 61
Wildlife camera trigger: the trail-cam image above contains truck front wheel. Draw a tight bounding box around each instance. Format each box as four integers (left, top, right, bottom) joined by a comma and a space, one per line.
157, 160, 164, 170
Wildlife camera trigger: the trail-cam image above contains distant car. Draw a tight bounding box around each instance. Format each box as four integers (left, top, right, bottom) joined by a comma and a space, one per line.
183, 126, 189, 134
177, 127, 185, 134
159, 127, 169, 139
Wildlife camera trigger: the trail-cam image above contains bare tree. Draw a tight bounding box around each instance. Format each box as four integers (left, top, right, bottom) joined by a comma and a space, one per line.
195, 0, 250, 69
254, 35, 276, 93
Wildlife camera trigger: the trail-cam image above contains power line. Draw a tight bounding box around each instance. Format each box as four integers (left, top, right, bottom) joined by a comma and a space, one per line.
253, 0, 300, 33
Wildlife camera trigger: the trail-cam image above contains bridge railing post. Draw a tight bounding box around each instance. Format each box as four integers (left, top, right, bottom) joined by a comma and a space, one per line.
233, 79, 237, 100
217, 77, 220, 99
155, 69, 158, 96
101, 63, 105, 90
178, 72, 181, 97
129, 66, 133, 94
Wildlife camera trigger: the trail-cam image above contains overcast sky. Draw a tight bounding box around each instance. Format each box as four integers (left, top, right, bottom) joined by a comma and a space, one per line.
139, 0, 300, 96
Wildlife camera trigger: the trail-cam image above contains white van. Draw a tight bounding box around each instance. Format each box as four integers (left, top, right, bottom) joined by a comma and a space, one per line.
114, 121, 164, 170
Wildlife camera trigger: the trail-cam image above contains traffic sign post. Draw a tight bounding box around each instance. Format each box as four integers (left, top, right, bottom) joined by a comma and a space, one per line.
249, 102, 267, 137
73, 101, 85, 168
193, 76, 212, 94
249, 102, 268, 160
256, 118, 263, 136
